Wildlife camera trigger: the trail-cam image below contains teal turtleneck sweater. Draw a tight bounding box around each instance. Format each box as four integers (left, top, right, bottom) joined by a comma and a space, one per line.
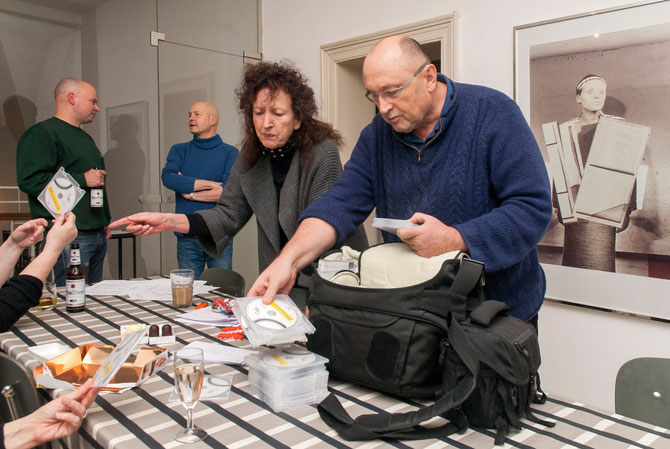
161, 134, 238, 219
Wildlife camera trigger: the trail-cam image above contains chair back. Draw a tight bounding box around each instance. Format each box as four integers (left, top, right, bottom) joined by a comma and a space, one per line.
0, 352, 43, 422
615, 357, 670, 428
199, 268, 246, 297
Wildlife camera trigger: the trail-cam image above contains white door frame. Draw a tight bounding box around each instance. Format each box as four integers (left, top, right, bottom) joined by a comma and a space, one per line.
320, 13, 459, 127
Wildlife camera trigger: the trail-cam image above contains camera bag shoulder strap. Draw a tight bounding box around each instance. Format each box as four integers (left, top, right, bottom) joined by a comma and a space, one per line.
317, 315, 480, 440
419, 257, 485, 321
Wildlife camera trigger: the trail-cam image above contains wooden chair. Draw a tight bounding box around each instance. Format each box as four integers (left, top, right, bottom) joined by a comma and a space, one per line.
199, 268, 246, 297
615, 357, 670, 428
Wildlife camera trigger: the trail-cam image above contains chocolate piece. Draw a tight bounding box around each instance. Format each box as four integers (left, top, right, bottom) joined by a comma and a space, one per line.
161, 324, 173, 336
149, 324, 159, 337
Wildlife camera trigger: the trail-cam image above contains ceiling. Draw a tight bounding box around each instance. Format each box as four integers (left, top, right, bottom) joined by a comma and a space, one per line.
14, 0, 108, 15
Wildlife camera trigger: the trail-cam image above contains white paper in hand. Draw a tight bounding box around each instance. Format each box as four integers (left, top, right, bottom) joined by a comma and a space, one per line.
181, 341, 256, 365
371, 218, 418, 235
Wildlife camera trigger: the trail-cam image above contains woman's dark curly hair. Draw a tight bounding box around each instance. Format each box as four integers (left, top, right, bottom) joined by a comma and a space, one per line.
237, 61, 342, 166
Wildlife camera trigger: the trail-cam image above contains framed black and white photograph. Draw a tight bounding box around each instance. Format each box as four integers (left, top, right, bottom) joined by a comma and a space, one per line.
514, 1, 670, 281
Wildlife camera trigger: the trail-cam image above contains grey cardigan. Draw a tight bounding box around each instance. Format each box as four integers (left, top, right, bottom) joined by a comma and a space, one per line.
197, 138, 367, 274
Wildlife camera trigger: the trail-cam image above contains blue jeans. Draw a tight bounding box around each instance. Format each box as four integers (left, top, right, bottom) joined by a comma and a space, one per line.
52, 231, 108, 287
177, 236, 232, 279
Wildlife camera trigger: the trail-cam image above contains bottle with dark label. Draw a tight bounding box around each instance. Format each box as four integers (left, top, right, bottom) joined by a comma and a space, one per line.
66, 243, 86, 313
90, 167, 103, 210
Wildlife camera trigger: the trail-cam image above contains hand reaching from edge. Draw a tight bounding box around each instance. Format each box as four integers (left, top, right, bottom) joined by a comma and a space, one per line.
109, 212, 175, 236
10, 218, 48, 248
4, 378, 101, 449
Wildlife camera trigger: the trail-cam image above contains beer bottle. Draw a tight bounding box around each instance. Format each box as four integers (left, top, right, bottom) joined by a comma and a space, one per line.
66, 243, 86, 313
90, 167, 103, 210
90, 188, 103, 209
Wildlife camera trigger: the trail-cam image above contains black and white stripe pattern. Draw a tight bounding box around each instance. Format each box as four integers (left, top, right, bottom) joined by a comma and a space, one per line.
2, 285, 669, 448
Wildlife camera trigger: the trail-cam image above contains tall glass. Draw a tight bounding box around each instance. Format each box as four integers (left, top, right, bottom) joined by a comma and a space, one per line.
173, 347, 207, 443
171, 269, 195, 308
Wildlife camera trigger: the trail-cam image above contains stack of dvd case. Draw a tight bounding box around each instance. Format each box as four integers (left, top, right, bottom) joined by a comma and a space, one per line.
232, 295, 315, 347
245, 344, 329, 412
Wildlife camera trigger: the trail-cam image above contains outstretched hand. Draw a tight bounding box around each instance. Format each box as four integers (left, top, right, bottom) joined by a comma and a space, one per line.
247, 256, 297, 305
10, 218, 48, 248
6, 378, 101, 449
109, 213, 172, 236
397, 213, 467, 257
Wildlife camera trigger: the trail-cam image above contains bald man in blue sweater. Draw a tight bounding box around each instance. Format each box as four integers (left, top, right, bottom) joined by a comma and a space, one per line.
249, 36, 552, 322
162, 102, 238, 278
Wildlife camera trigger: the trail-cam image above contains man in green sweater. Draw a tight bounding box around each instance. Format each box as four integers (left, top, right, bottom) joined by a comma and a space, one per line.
17, 78, 111, 286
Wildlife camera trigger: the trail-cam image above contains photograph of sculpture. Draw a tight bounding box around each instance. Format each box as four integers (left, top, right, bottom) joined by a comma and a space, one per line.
515, 1, 670, 278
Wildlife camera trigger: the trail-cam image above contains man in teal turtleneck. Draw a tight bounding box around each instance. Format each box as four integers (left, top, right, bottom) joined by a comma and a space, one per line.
161, 102, 238, 278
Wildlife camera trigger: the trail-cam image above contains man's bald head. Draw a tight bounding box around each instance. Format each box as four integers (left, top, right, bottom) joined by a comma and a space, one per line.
53, 78, 99, 126
362, 35, 443, 139
192, 102, 219, 119
188, 102, 219, 138
364, 36, 429, 75
55, 78, 83, 100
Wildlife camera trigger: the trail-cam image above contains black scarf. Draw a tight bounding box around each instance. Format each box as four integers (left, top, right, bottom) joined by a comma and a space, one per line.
259, 140, 295, 161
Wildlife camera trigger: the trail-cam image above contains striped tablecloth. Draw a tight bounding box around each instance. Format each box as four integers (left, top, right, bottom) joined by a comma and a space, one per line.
2, 286, 669, 449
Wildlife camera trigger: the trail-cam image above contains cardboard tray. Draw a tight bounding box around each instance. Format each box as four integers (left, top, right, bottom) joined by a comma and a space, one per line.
33, 344, 167, 391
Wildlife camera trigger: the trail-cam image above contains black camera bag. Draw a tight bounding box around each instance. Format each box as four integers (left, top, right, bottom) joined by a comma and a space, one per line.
307, 252, 485, 399
307, 244, 553, 444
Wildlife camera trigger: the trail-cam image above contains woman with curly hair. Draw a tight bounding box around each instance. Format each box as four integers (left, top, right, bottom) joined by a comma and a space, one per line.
110, 61, 367, 292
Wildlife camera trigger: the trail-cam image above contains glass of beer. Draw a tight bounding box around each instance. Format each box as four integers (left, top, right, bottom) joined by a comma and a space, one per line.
36, 281, 57, 311
170, 269, 195, 308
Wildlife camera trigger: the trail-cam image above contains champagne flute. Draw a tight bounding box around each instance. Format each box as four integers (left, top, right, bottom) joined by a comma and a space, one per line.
174, 347, 207, 443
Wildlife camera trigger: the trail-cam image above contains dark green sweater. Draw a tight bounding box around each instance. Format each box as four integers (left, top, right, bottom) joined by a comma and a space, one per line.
16, 117, 111, 231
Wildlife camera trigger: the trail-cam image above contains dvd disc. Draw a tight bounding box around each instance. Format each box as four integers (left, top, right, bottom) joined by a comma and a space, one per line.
245, 297, 298, 330
282, 345, 312, 356
53, 177, 74, 189
262, 349, 316, 367
44, 181, 76, 214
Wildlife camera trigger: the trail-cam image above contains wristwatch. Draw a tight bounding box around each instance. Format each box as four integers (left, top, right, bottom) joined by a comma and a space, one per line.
189, 192, 194, 200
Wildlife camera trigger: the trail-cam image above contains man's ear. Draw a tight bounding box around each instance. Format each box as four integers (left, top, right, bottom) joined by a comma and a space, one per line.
67, 92, 76, 105
424, 64, 438, 92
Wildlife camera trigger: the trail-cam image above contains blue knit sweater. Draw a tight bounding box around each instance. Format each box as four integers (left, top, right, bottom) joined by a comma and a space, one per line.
162, 135, 238, 234
300, 78, 552, 320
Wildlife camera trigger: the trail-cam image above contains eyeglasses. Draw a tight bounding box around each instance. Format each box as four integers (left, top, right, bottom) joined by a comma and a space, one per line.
364, 61, 429, 104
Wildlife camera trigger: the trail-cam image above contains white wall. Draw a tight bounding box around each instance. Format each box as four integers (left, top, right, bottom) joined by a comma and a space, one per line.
262, 0, 632, 100
540, 300, 670, 411
83, 0, 162, 279
82, 0, 260, 286
261, 0, 664, 413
